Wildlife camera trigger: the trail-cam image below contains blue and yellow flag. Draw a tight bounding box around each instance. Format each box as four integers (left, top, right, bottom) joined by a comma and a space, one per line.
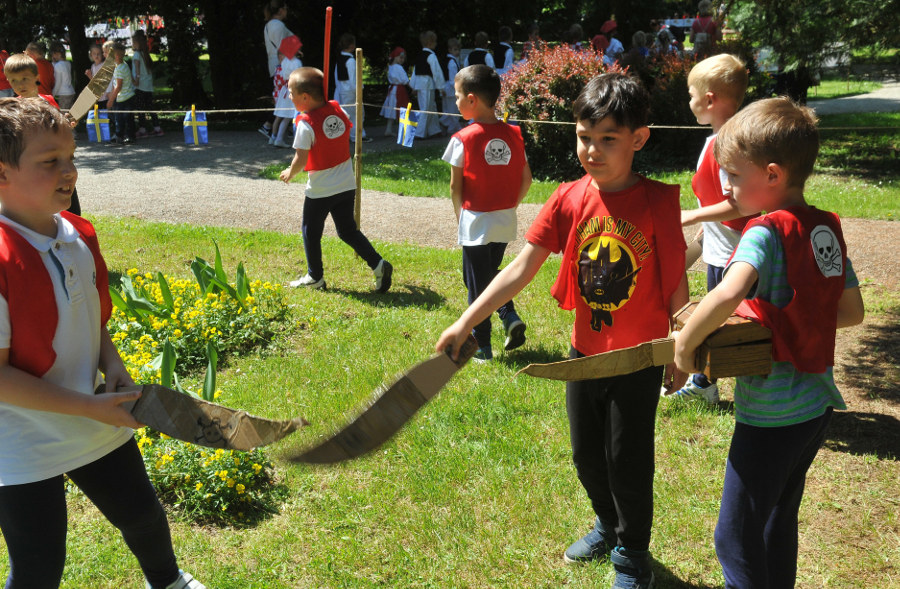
183, 105, 208, 145
397, 103, 419, 148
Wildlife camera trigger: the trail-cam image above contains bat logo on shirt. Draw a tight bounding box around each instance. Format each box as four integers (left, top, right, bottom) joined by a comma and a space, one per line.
577, 236, 641, 331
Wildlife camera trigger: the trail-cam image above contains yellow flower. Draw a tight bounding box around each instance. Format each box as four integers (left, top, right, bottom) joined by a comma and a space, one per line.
214, 389, 222, 400
226, 478, 236, 488
236, 484, 245, 494
252, 463, 262, 474
195, 482, 203, 491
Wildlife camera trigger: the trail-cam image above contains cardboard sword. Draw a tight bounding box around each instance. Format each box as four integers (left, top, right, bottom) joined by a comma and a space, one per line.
287, 336, 479, 464
67, 54, 117, 122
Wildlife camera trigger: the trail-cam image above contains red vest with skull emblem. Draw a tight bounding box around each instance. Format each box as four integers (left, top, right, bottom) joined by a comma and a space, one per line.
733, 206, 846, 373
454, 122, 526, 212
295, 101, 352, 172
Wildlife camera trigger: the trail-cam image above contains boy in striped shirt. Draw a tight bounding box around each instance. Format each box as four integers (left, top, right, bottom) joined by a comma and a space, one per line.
674, 97, 865, 587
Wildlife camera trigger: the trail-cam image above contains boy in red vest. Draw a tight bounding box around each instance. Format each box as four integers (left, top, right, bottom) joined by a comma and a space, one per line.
442, 64, 531, 361
674, 97, 864, 588
436, 73, 688, 588
279, 67, 392, 292
673, 53, 752, 403
0, 98, 206, 589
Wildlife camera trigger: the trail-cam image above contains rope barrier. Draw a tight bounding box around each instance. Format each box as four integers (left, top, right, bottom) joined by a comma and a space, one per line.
78, 104, 900, 132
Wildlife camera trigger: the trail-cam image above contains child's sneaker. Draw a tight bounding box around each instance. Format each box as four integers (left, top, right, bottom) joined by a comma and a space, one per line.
273, 139, 292, 148
146, 570, 206, 589
611, 547, 655, 589
258, 124, 272, 138
373, 259, 393, 293
473, 346, 493, 362
671, 373, 719, 403
289, 274, 326, 289
502, 312, 527, 351
564, 518, 615, 564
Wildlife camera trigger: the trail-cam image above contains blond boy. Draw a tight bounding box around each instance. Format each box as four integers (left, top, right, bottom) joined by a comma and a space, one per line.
673, 53, 752, 402
674, 97, 864, 587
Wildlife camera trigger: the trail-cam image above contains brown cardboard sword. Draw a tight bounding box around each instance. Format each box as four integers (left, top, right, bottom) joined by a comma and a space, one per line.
102, 384, 308, 451
517, 303, 773, 383
67, 54, 117, 122
287, 336, 479, 464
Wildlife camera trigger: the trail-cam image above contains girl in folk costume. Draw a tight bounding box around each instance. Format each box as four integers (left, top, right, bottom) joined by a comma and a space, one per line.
380, 47, 410, 136
271, 35, 303, 148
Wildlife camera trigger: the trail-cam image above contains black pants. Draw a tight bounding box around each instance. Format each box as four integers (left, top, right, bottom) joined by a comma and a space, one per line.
462, 243, 516, 349
566, 349, 662, 551
0, 439, 180, 589
301, 189, 382, 280
133, 89, 159, 129
715, 408, 833, 588
112, 96, 136, 140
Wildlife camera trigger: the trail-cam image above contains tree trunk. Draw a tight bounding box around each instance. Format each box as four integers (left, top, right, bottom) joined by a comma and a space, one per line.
63, 1, 90, 92
156, 1, 209, 107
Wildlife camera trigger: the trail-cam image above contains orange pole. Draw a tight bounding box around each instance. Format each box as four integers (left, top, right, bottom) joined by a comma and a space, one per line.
322, 6, 333, 99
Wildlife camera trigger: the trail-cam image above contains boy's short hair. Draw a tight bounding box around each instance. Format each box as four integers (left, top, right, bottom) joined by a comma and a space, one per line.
715, 97, 819, 189
0, 97, 69, 167
338, 32, 355, 50
455, 64, 501, 107
688, 54, 748, 107
25, 42, 45, 57
111, 42, 126, 58
420, 30, 437, 46
474, 31, 490, 48
288, 67, 325, 101
572, 73, 650, 131
447, 37, 460, 51
3, 53, 38, 76
499, 26, 512, 42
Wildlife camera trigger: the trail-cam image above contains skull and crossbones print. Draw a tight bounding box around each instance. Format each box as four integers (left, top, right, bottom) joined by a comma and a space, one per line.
483, 139, 512, 165
810, 225, 842, 277
322, 115, 346, 139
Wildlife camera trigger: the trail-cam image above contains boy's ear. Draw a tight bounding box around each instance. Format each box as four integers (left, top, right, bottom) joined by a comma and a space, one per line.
0, 161, 11, 186
766, 162, 786, 185
632, 126, 651, 150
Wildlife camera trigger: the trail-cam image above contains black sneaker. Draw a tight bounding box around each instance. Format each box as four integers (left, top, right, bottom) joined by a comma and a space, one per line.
502, 312, 527, 351
374, 259, 393, 293
564, 518, 615, 564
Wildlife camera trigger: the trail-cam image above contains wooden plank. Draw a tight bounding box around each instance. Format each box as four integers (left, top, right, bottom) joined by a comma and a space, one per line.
699, 341, 772, 379
674, 301, 771, 348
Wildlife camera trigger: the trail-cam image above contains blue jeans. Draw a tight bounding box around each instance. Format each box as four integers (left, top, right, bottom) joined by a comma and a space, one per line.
301, 189, 382, 280
0, 439, 180, 589
715, 408, 833, 588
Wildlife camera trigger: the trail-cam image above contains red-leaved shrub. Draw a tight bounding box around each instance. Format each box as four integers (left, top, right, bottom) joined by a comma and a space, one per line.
498, 42, 623, 181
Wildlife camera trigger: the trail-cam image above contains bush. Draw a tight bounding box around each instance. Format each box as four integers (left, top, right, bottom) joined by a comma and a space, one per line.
498, 42, 623, 182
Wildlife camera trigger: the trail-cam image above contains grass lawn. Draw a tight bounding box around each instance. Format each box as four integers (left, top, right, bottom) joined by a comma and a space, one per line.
258, 112, 899, 221
810, 78, 882, 100
1, 216, 896, 588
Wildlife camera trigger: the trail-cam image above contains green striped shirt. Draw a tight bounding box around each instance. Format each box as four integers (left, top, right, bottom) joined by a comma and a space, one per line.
728, 224, 857, 427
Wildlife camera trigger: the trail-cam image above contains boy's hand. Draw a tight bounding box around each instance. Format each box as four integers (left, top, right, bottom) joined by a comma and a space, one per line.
435, 321, 471, 361
672, 330, 699, 374
279, 168, 293, 183
106, 98, 114, 109
88, 388, 143, 428
663, 361, 688, 394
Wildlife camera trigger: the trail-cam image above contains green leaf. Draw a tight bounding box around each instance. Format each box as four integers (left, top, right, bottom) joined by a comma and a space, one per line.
236, 262, 249, 300
191, 259, 210, 293
157, 272, 175, 310
109, 286, 130, 313
202, 342, 218, 402
160, 340, 176, 389
213, 240, 228, 284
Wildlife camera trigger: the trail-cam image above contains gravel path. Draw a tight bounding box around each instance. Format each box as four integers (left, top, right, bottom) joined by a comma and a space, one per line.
75, 122, 897, 292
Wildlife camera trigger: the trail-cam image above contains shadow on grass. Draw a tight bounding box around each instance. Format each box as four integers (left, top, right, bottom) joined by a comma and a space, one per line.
839, 308, 900, 407
328, 282, 446, 309
492, 343, 570, 370
825, 411, 900, 460
652, 562, 721, 588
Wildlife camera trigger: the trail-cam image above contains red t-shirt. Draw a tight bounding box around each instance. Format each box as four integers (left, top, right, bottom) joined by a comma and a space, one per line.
0, 50, 11, 91
34, 57, 55, 94
526, 175, 686, 355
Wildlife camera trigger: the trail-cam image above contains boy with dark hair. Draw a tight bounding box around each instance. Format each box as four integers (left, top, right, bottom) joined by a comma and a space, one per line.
675, 97, 864, 587
436, 72, 688, 588
441, 64, 531, 361
280, 67, 392, 292
494, 26, 515, 75
464, 31, 494, 69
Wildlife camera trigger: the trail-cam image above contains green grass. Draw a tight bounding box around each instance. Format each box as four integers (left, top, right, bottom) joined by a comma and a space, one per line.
811, 78, 882, 100
2, 217, 896, 588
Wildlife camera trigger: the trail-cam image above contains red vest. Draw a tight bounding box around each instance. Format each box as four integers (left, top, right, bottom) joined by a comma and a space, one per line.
295, 101, 352, 172
456, 122, 526, 212
734, 206, 846, 373
530, 175, 686, 355
692, 136, 756, 231
0, 213, 112, 377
